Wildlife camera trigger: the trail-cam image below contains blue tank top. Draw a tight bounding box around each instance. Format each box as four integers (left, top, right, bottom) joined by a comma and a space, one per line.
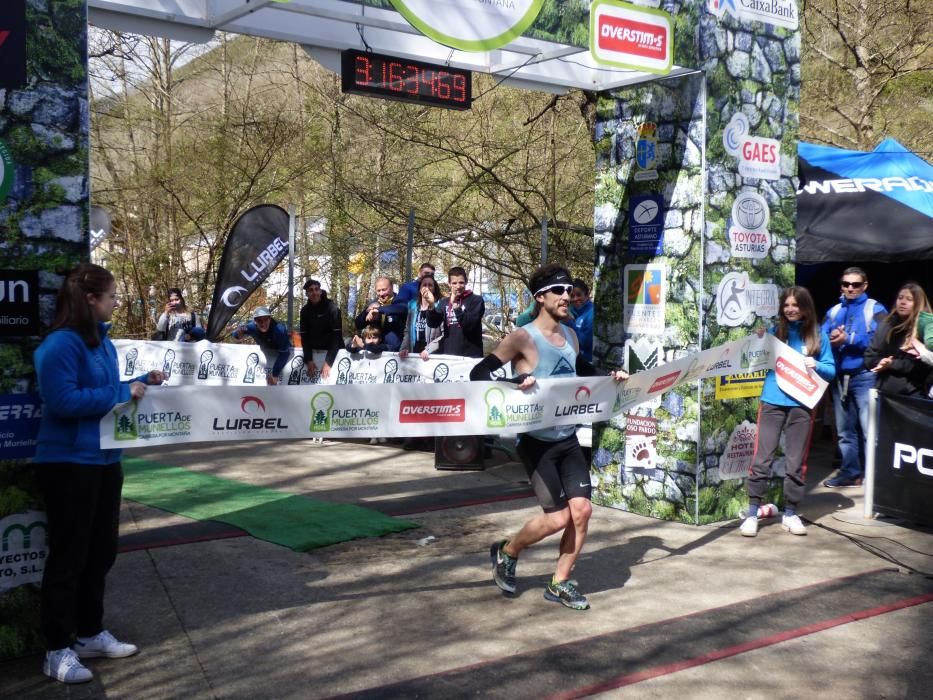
524, 323, 577, 441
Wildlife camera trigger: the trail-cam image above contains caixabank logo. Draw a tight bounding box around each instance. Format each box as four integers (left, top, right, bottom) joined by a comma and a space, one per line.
212, 395, 288, 435
708, 0, 798, 30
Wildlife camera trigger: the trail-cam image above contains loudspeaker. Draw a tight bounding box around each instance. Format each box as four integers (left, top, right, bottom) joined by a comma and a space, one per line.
434, 435, 485, 471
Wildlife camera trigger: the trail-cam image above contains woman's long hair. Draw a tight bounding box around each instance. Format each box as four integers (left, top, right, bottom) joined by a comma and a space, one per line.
775, 286, 821, 356
886, 282, 932, 345
50, 263, 114, 348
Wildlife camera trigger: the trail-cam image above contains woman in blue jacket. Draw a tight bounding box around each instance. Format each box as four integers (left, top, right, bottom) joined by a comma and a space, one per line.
741, 286, 836, 538
33, 264, 163, 684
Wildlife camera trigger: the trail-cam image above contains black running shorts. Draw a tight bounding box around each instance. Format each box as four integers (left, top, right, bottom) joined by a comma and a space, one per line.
517, 434, 591, 513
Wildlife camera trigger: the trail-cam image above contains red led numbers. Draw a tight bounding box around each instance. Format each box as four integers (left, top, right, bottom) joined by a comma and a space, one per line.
342, 50, 471, 110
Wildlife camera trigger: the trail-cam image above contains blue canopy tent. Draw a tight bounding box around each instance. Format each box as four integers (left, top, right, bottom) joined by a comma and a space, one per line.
796, 139, 933, 312
797, 138, 933, 263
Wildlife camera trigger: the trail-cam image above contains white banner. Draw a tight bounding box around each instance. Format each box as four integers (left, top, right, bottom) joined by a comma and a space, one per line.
0, 510, 47, 592
101, 335, 827, 448
113, 340, 479, 386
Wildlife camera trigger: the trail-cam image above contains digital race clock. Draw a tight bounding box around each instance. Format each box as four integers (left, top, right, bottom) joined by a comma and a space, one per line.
340, 50, 472, 111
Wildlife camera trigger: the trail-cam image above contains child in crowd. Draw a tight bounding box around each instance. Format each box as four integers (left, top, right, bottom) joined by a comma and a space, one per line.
347, 324, 390, 354
741, 286, 835, 538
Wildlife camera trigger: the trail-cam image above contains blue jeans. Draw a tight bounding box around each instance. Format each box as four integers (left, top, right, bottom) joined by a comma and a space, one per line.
832, 371, 874, 480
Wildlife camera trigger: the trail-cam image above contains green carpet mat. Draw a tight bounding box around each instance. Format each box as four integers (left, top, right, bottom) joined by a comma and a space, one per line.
122, 458, 418, 551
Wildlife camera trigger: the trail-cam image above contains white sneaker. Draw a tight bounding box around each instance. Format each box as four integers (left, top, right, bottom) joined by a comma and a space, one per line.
74, 630, 138, 659
43, 648, 93, 684
369, 438, 379, 445
740, 516, 758, 537
781, 514, 807, 536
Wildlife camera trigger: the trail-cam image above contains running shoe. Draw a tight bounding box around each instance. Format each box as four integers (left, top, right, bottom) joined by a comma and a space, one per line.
489, 540, 517, 594
544, 579, 590, 610
740, 516, 759, 537
43, 648, 93, 684
781, 514, 808, 536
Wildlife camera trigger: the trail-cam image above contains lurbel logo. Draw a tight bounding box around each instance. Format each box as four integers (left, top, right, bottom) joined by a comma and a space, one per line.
705, 359, 732, 372
893, 443, 933, 477
574, 386, 592, 402
399, 399, 465, 423
240, 396, 266, 414
648, 370, 681, 394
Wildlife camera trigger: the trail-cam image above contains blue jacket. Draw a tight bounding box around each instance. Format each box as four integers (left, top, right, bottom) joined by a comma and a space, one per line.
233, 320, 292, 376
34, 324, 147, 464
572, 300, 594, 362
820, 293, 886, 375
759, 322, 836, 407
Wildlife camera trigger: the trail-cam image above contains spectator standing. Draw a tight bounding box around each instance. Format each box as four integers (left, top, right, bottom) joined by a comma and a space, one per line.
820, 267, 887, 488
437, 266, 485, 357
154, 287, 204, 341
864, 282, 933, 397
741, 286, 836, 538
33, 263, 164, 684
398, 276, 444, 360
395, 262, 436, 304
354, 276, 406, 351
231, 306, 292, 384
299, 279, 343, 380
569, 278, 594, 362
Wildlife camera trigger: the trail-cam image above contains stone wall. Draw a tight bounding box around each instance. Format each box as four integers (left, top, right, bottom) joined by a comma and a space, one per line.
0, 0, 89, 659
592, 0, 800, 523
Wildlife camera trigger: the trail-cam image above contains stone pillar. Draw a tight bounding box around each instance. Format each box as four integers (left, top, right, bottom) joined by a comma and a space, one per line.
591, 1, 800, 523
0, 0, 89, 658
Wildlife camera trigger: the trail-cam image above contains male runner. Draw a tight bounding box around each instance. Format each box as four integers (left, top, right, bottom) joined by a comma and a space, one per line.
470, 264, 627, 610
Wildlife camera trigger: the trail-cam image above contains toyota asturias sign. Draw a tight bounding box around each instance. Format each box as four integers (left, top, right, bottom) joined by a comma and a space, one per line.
590, 0, 673, 75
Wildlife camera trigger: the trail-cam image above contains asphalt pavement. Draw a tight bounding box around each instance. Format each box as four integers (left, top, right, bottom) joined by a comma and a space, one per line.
2, 434, 931, 699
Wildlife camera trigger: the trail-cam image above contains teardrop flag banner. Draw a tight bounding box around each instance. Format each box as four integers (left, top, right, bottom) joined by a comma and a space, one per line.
205, 204, 289, 341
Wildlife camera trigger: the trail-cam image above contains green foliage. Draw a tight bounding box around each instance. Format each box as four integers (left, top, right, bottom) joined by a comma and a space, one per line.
0, 585, 43, 658
26, 0, 87, 85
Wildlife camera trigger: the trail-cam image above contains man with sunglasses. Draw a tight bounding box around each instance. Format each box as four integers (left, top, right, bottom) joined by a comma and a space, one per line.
821, 267, 887, 488
470, 264, 628, 610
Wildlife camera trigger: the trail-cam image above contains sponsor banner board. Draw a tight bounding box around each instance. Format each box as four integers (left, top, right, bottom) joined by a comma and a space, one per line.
591, 0, 673, 75
389, 0, 544, 52
0, 510, 47, 592
872, 392, 933, 526
624, 263, 666, 334
0, 393, 41, 459
101, 334, 827, 448
0, 269, 40, 337
722, 112, 781, 181
628, 194, 665, 255
719, 420, 758, 480
113, 340, 477, 387
707, 0, 799, 31
715, 370, 767, 400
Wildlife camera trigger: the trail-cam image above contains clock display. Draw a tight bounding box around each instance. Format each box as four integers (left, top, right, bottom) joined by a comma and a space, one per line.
341, 50, 472, 110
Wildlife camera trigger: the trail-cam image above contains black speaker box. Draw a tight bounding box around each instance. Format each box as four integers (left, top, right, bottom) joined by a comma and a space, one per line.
434, 435, 485, 471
